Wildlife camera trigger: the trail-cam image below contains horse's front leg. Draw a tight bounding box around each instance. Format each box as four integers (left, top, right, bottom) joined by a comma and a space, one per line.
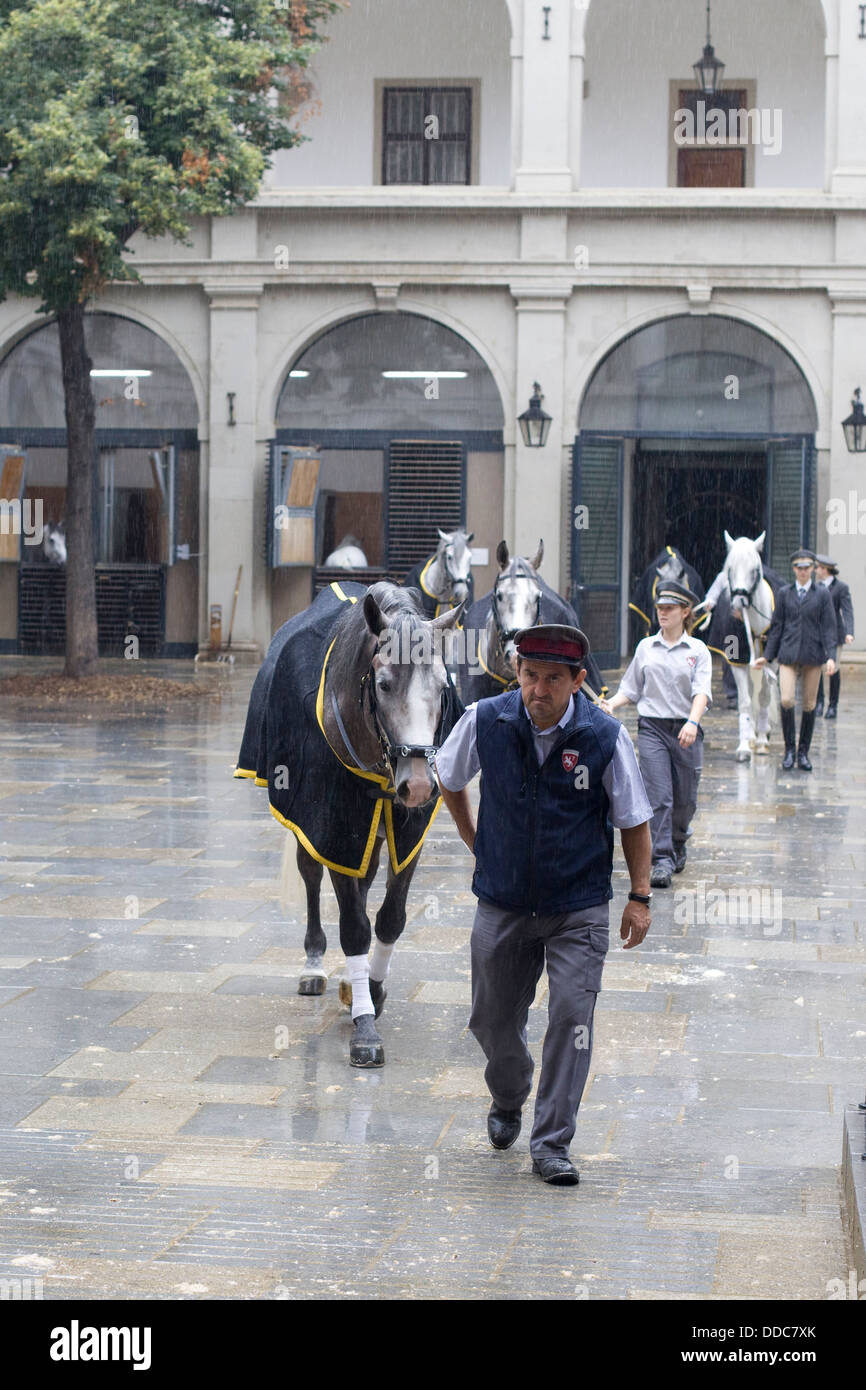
366, 852, 421, 1016
297, 843, 328, 996
754, 666, 773, 755
732, 663, 753, 762
331, 859, 385, 1068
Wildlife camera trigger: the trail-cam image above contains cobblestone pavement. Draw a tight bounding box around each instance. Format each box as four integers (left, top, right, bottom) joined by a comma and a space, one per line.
0, 659, 862, 1301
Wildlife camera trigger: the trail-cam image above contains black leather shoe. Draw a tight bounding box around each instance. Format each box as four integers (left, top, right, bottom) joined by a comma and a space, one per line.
673, 846, 687, 874
782, 746, 795, 769
650, 864, 672, 888
487, 1104, 521, 1150
797, 748, 813, 772
532, 1155, 579, 1186
824, 706, 837, 720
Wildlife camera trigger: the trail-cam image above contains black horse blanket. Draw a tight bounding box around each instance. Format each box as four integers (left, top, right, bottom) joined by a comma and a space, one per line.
456, 575, 607, 704
404, 554, 475, 618
703, 565, 784, 666
628, 546, 706, 646
235, 581, 461, 877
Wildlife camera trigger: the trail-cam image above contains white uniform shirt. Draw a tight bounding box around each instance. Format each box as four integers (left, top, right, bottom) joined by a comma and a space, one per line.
618, 632, 713, 720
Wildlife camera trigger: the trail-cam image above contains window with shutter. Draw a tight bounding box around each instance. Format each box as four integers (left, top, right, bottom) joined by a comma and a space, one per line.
572, 436, 623, 664
382, 86, 472, 185
386, 440, 465, 579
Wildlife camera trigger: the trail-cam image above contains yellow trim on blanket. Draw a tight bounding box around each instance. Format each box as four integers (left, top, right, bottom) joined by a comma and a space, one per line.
384, 793, 443, 874
475, 633, 514, 688
628, 601, 651, 628
234, 767, 257, 780
417, 555, 453, 617
315, 637, 393, 790
329, 580, 357, 604
268, 799, 384, 878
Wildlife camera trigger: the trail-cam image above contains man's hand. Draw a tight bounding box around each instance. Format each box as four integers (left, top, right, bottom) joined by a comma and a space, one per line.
753, 656, 767, 668
620, 900, 650, 950
826, 658, 837, 676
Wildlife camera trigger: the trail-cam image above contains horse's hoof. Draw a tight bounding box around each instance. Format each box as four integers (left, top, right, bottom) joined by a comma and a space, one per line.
338, 977, 353, 1009
350, 1014, 384, 1068
369, 977, 387, 1020
298, 974, 326, 996
735, 749, 751, 763
755, 742, 769, 757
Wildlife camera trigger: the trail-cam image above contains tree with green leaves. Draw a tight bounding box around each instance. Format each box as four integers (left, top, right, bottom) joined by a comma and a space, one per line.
0, 0, 341, 675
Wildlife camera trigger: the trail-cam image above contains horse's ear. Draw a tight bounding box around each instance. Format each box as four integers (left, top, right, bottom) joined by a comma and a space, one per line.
724, 530, 735, 551
754, 531, 766, 553
466, 532, 475, 545
431, 603, 463, 631
363, 592, 386, 636
437, 528, 449, 542
529, 539, 544, 571
496, 540, 509, 569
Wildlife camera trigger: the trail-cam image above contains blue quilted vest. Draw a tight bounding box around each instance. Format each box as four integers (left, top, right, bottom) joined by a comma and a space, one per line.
472, 689, 621, 915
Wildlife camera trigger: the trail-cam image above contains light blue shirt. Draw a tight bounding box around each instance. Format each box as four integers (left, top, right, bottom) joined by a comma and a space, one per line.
618, 632, 713, 720
436, 695, 653, 829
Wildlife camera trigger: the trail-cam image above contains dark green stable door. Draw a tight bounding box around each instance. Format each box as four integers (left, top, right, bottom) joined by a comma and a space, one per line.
571, 436, 623, 667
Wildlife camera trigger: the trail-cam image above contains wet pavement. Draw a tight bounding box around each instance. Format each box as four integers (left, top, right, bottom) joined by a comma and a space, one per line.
0, 657, 862, 1300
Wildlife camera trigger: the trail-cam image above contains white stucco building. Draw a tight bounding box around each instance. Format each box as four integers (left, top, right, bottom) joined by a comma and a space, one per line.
0, 0, 864, 663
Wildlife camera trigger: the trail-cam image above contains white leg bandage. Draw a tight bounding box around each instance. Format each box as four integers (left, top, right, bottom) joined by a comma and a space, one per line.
345, 953, 374, 1019
369, 938, 395, 983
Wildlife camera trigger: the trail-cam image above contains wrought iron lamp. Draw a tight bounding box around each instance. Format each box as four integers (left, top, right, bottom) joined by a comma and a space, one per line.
518, 382, 552, 448
842, 387, 866, 454
693, 0, 726, 97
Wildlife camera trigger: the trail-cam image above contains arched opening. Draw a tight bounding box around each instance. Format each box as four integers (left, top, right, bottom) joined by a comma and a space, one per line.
581, 0, 826, 189
270, 311, 505, 623
0, 313, 200, 656
573, 313, 818, 660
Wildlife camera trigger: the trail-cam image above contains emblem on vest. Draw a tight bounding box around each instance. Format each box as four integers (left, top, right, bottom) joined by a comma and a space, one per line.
562, 748, 589, 789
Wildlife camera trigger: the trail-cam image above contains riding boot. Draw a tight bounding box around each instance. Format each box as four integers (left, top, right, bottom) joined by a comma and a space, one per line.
780, 707, 796, 769
797, 709, 816, 772
825, 671, 840, 720
814, 674, 824, 717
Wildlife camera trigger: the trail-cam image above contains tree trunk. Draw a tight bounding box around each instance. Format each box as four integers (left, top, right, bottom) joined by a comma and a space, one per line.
57, 304, 99, 677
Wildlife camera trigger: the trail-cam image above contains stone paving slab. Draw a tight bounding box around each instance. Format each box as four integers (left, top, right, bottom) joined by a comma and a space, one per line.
0, 662, 862, 1299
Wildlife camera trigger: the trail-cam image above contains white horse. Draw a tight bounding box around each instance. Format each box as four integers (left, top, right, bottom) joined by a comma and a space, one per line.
325, 534, 368, 568
702, 531, 779, 763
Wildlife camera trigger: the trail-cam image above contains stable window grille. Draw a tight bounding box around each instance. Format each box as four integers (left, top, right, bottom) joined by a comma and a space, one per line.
382, 87, 472, 185
386, 440, 465, 578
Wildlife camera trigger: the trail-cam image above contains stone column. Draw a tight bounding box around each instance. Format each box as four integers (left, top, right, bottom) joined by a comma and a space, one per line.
827, 292, 866, 648
514, 0, 572, 193
203, 277, 263, 660
829, 0, 866, 194
511, 284, 572, 587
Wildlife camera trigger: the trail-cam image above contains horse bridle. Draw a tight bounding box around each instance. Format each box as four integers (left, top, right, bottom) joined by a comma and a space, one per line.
491, 567, 542, 650
431, 546, 469, 606
728, 568, 774, 625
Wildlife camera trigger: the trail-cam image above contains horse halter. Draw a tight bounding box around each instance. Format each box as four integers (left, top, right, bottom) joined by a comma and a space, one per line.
491, 567, 542, 648
433, 546, 469, 604
728, 567, 773, 624
357, 659, 445, 781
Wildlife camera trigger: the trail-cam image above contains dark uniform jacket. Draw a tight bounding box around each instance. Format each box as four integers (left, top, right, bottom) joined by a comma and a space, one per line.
763, 580, 837, 667
472, 689, 621, 915
824, 577, 854, 645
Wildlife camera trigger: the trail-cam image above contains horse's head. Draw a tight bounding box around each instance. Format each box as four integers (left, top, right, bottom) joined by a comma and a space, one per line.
724, 530, 765, 613
42, 522, 66, 567
436, 528, 474, 606
655, 549, 686, 586
491, 539, 544, 667
364, 590, 461, 808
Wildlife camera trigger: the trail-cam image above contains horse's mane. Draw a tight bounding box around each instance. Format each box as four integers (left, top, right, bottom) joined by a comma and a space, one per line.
326, 582, 428, 690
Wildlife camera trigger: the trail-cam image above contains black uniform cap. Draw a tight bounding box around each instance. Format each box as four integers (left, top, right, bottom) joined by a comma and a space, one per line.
814, 553, 838, 572
514, 623, 589, 665
790, 548, 816, 566
654, 579, 700, 607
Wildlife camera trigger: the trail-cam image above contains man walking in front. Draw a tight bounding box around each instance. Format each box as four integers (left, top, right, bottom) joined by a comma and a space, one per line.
436, 624, 653, 1187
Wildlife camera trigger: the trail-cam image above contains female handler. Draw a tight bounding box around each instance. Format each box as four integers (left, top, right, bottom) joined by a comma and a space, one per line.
600, 579, 711, 889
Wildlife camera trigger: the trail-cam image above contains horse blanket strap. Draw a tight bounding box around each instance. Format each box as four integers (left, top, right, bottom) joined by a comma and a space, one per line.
234, 581, 458, 878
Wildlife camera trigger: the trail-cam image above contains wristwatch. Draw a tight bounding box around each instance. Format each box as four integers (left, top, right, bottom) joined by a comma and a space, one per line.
628, 891, 652, 905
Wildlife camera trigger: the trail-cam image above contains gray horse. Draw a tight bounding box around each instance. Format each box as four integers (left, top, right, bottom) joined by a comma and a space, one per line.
457, 540, 606, 703
236, 581, 463, 1068
404, 527, 475, 618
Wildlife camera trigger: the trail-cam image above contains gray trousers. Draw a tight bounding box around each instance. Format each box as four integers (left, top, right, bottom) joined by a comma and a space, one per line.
637, 716, 703, 873
468, 898, 609, 1161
